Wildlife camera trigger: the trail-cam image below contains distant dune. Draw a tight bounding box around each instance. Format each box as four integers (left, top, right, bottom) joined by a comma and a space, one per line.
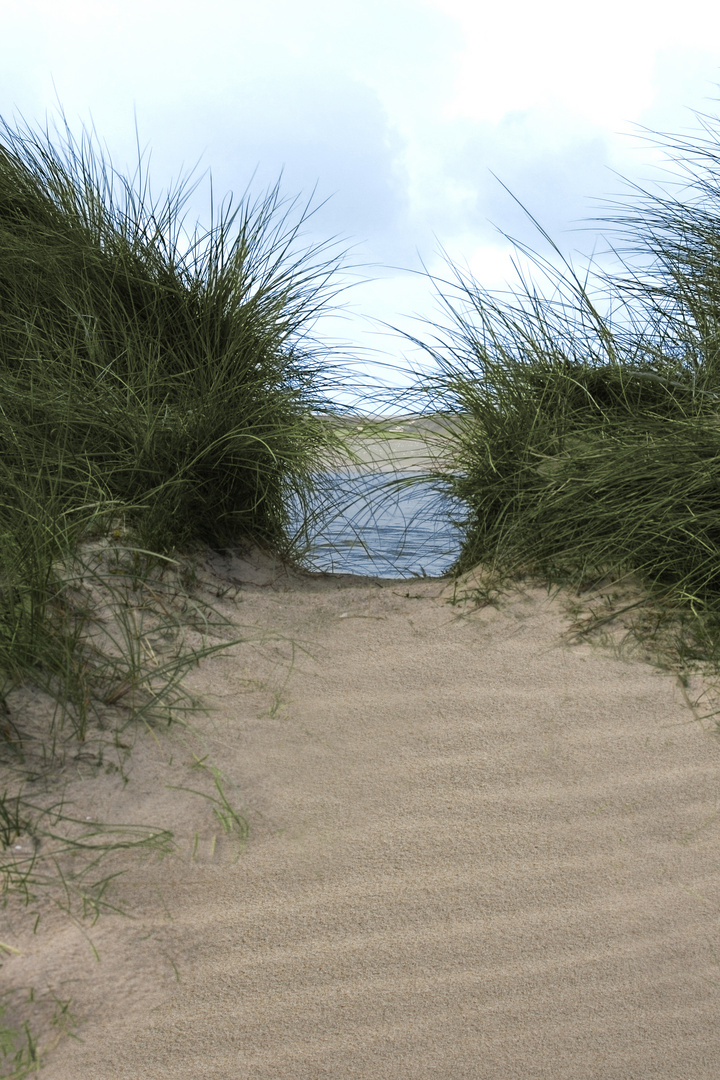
320, 412, 465, 473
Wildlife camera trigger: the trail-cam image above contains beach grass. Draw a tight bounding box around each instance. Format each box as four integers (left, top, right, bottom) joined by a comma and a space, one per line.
402, 108, 720, 685
0, 103, 354, 1070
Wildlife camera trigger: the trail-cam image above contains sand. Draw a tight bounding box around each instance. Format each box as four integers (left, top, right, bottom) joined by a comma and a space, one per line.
320, 414, 464, 473
5, 541, 720, 1079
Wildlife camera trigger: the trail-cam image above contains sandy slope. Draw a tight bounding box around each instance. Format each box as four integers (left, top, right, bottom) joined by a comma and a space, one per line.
6, 544, 718, 1079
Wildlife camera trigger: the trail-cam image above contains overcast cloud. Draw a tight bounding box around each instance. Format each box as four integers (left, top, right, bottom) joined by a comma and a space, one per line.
4, 0, 720, 403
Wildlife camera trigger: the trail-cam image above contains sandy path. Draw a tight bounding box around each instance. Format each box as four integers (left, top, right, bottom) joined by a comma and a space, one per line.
15, 550, 720, 1079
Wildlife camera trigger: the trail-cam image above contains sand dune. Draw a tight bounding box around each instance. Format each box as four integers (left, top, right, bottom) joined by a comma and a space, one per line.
320, 413, 464, 473
14, 546, 720, 1079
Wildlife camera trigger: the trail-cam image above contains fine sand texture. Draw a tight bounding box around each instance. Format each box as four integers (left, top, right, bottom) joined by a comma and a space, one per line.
7, 548, 720, 1079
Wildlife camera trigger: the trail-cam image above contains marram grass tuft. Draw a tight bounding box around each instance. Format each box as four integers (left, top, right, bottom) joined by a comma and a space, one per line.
403, 105, 720, 677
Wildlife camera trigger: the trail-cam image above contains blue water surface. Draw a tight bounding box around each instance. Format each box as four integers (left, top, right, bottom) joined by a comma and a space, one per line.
291, 471, 465, 579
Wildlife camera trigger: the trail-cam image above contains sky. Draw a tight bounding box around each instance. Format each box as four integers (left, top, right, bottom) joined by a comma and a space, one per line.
4, 0, 720, 410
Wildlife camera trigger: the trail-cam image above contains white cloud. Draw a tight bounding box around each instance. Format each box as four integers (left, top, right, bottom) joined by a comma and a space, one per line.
423, 0, 720, 125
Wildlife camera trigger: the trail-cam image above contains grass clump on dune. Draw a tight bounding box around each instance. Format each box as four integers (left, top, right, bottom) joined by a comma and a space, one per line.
0, 98, 352, 745
0, 106, 349, 559
0, 103, 352, 1072
411, 105, 720, 680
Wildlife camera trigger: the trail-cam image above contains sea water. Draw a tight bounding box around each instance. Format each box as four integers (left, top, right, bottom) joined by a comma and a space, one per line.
290, 471, 465, 579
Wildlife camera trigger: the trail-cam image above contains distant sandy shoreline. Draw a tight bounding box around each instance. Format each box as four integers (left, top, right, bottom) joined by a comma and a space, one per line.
320, 413, 464, 473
